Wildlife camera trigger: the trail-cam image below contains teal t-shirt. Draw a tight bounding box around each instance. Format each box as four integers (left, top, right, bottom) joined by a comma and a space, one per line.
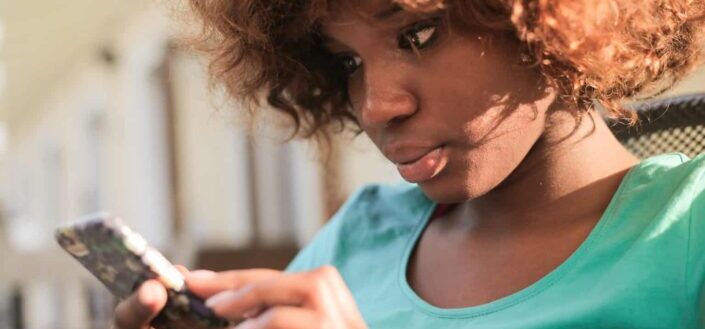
286, 152, 705, 328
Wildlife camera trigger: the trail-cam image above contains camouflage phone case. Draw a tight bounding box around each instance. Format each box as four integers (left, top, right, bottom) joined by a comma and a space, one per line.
55, 213, 233, 329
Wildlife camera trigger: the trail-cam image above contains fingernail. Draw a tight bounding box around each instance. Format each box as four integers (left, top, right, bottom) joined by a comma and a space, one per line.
206, 290, 238, 308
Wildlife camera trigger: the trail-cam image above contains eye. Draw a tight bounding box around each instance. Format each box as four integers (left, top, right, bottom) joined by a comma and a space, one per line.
398, 18, 440, 50
337, 54, 363, 76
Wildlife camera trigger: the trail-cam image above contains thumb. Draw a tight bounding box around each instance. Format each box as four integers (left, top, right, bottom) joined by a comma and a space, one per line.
114, 280, 167, 329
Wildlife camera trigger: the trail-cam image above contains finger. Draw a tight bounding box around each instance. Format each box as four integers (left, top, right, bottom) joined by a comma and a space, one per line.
205, 272, 337, 320
186, 269, 216, 280
235, 307, 322, 329
186, 269, 281, 299
313, 266, 366, 327
183, 269, 216, 298
174, 264, 190, 277
237, 307, 322, 329
113, 280, 167, 329
316, 266, 363, 320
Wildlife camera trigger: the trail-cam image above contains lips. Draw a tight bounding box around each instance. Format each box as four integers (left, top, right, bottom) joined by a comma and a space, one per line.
384, 144, 449, 183
385, 144, 440, 164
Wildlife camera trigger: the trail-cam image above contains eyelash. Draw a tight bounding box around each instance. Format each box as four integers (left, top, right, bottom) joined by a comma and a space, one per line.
398, 17, 441, 50
336, 17, 441, 76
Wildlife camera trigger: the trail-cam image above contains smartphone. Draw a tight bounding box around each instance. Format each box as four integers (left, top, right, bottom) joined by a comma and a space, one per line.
55, 213, 233, 329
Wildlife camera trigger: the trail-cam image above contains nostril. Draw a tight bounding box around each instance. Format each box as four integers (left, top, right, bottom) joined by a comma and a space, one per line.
387, 113, 410, 127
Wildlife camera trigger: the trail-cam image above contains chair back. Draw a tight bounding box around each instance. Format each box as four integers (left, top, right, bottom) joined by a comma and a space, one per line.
608, 93, 705, 159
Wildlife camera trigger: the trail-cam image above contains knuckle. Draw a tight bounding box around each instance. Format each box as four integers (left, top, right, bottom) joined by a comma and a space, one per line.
308, 266, 339, 288
309, 266, 335, 283
221, 269, 280, 290
220, 272, 243, 290
316, 265, 338, 278
305, 273, 328, 294
250, 285, 263, 299
245, 282, 266, 301
214, 270, 248, 288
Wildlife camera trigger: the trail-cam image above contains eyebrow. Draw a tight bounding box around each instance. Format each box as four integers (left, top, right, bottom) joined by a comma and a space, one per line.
374, 3, 403, 20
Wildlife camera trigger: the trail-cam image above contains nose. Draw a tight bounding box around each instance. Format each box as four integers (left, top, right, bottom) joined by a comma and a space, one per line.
359, 89, 417, 129
355, 63, 418, 129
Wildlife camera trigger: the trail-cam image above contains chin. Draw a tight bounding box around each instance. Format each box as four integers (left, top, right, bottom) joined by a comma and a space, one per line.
416, 170, 485, 204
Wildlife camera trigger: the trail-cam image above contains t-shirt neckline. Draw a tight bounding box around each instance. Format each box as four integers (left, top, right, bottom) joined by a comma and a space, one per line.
396, 156, 656, 319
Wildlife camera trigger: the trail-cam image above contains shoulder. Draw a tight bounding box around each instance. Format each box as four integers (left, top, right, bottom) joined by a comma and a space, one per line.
632, 152, 705, 239
643, 153, 705, 319
681, 154, 705, 323
665, 152, 705, 177
286, 182, 433, 272
626, 152, 705, 197
616, 152, 705, 245
685, 153, 705, 212
675, 153, 705, 246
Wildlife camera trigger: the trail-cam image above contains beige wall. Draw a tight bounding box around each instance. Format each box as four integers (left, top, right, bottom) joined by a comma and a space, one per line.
670, 67, 705, 96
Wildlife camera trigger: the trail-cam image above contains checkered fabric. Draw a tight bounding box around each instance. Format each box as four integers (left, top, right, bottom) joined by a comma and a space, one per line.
607, 93, 705, 159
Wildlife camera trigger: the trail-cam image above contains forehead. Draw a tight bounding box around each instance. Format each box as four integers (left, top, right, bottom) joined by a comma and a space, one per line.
329, 0, 393, 14
324, 0, 401, 24
320, 0, 446, 41
319, 0, 392, 40
328, 0, 443, 14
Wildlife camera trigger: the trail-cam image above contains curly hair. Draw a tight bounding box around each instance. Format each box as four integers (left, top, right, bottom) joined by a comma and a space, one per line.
186, 0, 705, 137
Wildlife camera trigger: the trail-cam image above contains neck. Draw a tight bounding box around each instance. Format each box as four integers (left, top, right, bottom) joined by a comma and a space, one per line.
456, 108, 639, 233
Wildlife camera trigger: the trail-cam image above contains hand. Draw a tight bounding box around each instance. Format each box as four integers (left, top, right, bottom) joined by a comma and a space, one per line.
112, 279, 167, 329
186, 266, 368, 329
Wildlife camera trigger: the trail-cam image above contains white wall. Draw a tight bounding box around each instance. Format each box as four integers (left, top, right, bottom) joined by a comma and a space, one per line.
0, 7, 178, 328
2, 65, 111, 252
169, 51, 255, 249
111, 8, 174, 249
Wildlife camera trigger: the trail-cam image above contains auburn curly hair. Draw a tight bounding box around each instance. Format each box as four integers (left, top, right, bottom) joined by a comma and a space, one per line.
186, 0, 705, 137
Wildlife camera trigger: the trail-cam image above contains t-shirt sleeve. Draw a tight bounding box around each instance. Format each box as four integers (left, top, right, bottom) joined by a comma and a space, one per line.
285, 186, 371, 273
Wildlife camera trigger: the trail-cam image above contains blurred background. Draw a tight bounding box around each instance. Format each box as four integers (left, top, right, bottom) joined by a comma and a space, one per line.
0, 1, 404, 328
0, 1, 704, 328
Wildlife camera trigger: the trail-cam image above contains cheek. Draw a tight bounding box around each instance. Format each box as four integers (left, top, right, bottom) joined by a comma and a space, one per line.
346, 77, 363, 109
420, 33, 547, 142
425, 112, 545, 202
346, 76, 368, 124
461, 98, 544, 144
346, 81, 372, 140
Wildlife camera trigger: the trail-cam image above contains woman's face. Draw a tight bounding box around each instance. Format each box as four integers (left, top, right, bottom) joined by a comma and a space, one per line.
321, 0, 556, 203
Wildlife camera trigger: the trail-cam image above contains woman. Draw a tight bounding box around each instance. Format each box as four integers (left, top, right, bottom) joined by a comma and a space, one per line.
115, 0, 705, 328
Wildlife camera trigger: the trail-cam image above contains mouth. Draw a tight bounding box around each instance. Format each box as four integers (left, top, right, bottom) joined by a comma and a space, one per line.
392, 145, 448, 183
